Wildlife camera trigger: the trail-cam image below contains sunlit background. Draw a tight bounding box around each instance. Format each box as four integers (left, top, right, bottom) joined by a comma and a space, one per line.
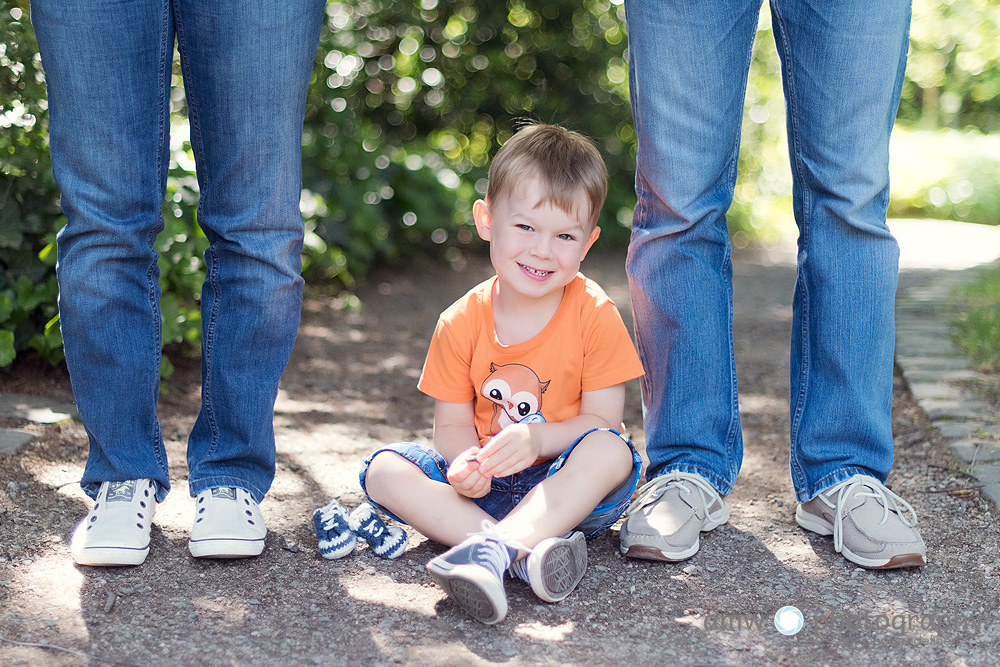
1, 0, 998, 372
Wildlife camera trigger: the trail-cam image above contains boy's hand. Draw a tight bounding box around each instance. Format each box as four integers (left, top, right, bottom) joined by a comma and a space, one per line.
477, 423, 540, 478
447, 446, 492, 498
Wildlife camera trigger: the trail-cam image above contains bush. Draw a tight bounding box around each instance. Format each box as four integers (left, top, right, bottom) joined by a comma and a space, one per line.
0, 1, 62, 367
889, 128, 1000, 225
4, 0, 999, 372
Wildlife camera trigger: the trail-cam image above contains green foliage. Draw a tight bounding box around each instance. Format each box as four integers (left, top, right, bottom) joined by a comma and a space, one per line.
953, 262, 1000, 371
3, 0, 1000, 373
0, 0, 64, 367
902, 0, 1000, 132
889, 128, 1000, 225
301, 0, 637, 269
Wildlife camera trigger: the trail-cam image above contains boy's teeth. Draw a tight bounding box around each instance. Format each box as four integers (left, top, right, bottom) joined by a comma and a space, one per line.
522, 265, 550, 276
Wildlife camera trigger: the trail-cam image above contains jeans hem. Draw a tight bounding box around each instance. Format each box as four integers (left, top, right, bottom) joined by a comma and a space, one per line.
81, 477, 171, 503
188, 476, 267, 504
647, 464, 732, 497
797, 467, 886, 503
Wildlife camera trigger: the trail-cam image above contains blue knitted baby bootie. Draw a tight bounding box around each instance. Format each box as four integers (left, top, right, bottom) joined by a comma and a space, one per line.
313, 499, 357, 559
348, 504, 408, 559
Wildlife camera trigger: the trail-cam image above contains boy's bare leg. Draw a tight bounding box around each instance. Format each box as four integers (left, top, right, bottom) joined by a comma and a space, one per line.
364, 452, 494, 546
498, 430, 634, 556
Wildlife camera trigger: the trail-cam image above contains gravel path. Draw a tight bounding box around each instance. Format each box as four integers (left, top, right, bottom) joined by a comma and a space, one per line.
1, 237, 998, 666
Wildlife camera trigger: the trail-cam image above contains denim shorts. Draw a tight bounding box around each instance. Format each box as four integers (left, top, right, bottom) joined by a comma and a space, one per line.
359, 428, 642, 539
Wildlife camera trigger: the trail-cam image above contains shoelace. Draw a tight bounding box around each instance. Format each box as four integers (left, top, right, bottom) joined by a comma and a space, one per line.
818, 475, 920, 553
469, 520, 531, 576
316, 503, 349, 532
624, 470, 727, 525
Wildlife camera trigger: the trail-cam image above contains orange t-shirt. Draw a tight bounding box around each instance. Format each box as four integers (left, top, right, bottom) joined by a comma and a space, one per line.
418, 273, 645, 447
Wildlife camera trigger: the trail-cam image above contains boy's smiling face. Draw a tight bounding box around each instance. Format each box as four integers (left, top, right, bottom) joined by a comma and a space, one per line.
474, 172, 601, 307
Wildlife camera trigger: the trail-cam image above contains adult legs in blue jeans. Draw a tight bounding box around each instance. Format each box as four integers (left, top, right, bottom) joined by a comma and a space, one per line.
32, 0, 324, 563
620, 0, 925, 568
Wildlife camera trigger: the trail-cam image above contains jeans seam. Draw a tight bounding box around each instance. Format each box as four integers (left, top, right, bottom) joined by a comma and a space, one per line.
173, 4, 222, 459
720, 6, 759, 484
146, 0, 173, 482
771, 0, 811, 493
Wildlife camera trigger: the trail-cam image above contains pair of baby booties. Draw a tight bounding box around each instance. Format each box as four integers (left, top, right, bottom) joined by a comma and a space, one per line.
312, 500, 408, 560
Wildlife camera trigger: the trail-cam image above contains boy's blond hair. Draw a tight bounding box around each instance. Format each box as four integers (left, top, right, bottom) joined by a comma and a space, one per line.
486, 123, 608, 227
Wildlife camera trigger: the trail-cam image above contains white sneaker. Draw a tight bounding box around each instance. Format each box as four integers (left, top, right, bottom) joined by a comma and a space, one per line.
70, 479, 156, 566
188, 487, 267, 558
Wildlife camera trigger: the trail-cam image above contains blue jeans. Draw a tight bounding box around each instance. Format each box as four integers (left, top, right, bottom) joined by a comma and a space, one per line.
359, 429, 643, 538
624, 0, 911, 502
31, 0, 325, 502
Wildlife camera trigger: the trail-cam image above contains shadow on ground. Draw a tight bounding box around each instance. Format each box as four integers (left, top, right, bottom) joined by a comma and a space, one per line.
1, 249, 998, 665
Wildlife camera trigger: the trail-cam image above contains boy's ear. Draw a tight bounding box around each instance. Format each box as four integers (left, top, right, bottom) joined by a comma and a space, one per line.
472, 199, 492, 241
580, 225, 601, 260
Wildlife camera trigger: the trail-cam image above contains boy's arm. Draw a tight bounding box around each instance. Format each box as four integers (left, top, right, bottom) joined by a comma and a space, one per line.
433, 399, 493, 498
432, 399, 480, 463
477, 383, 626, 478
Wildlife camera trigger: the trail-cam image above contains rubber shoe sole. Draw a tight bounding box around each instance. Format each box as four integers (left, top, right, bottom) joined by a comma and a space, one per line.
71, 537, 152, 567
188, 536, 265, 559
426, 560, 507, 625
621, 542, 699, 563
528, 532, 587, 602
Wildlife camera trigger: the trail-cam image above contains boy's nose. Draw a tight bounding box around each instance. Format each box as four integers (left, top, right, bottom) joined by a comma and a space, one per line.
531, 237, 552, 258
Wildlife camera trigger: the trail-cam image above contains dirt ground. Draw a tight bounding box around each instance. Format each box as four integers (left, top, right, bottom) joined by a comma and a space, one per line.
0, 248, 998, 666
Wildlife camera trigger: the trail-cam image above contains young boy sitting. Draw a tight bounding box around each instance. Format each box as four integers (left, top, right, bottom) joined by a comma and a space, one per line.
359, 123, 645, 624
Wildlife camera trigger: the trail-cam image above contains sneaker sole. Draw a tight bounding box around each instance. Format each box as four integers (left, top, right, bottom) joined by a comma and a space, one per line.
620, 541, 700, 562
72, 545, 149, 567
188, 537, 266, 559
796, 507, 926, 569
619, 508, 727, 563
529, 533, 587, 602
426, 562, 506, 625
794, 506, 834, 536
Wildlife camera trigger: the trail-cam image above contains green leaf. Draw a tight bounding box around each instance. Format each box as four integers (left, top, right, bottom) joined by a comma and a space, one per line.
0, 294, 13, 323
0, 330, 15, 366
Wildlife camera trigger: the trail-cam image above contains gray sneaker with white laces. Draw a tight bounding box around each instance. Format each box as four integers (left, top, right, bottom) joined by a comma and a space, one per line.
619, 471, 729, 562
426, 522, 521, 625
795, 474, 926, 569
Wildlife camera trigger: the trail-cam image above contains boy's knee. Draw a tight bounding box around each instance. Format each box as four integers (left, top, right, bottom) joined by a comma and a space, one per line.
364, 451, 417, 501
573, 431, 634, 482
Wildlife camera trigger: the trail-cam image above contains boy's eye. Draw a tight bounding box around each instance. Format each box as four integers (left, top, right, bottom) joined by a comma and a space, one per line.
557, 234, 576, 241
516, 224, 532, 232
